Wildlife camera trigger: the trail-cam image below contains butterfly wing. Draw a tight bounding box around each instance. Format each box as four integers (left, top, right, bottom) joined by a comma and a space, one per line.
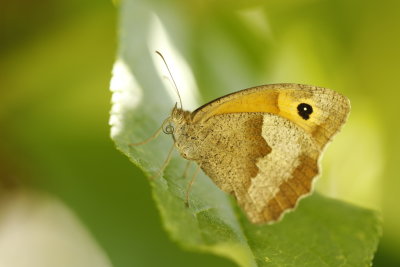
184, 112, 319, 223
177, 83, 350, 223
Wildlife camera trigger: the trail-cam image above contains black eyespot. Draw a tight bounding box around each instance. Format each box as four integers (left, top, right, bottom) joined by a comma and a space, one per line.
297, 103, 313, 120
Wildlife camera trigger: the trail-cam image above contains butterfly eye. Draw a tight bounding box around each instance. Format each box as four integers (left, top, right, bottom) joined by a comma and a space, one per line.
162, 123, 175, 135
297, 103, 313, 120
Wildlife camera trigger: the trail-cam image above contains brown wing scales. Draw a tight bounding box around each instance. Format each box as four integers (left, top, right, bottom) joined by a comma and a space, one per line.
261, 154, 319, 222
192, 113, 271, 197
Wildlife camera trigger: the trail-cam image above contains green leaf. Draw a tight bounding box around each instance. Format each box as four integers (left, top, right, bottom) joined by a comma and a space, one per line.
110, 0, 381, 266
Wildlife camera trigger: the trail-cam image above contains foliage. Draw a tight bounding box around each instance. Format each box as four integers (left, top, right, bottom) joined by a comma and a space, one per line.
110, 1, 381, 265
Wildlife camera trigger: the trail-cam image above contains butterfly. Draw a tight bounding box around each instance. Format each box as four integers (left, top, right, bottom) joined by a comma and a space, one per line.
163, 83, 350, 224
135, 53, 351, 224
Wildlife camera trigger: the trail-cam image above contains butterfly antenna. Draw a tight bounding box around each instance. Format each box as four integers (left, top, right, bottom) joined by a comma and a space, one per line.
155, 51, 183, 109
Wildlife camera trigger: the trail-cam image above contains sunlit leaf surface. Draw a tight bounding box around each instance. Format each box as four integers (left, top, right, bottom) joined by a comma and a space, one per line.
110, 0, 381, 266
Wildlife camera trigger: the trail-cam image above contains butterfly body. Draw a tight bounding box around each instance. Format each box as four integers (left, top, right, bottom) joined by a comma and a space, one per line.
168, 83, 350, 224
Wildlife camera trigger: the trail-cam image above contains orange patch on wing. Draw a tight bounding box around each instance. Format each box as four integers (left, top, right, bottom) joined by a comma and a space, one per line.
192, 90, 280, 122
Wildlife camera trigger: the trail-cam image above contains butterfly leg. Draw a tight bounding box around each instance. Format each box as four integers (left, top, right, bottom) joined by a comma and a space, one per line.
149, 142, 175, 180
182, 160, 192, 179
128, 125, 163, 146
128, 117, 171, 146
185, 164, 200, 207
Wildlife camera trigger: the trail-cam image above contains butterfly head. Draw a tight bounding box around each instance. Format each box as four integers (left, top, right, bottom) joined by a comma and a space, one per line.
170, 103, 191, 123
160, 103, 192, 143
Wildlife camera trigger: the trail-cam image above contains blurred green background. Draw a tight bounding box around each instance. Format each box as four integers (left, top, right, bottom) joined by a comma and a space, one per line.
1, 0, 399, 266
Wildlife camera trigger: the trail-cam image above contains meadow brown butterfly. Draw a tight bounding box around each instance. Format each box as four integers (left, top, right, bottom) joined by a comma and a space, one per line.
137, 53, 350, 224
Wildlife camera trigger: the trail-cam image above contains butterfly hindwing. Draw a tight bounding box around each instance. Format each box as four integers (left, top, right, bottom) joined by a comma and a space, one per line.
247, 113, 320, 223
176, 113, 270, 195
